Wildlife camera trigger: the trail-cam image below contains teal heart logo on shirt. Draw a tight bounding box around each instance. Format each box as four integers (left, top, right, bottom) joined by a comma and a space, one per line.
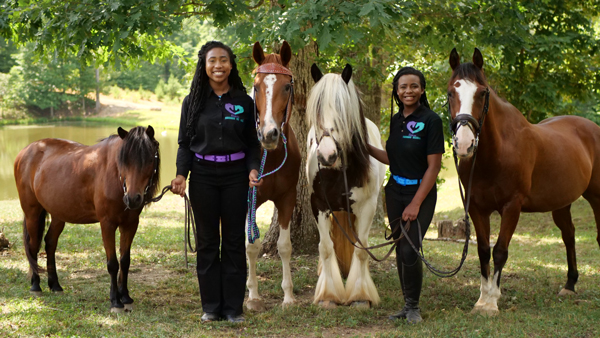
407, 121, 424, 134
225, 103, 244, 115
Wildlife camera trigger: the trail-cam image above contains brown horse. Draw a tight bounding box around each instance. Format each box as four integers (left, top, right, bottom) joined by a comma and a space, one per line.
14, 126, 160, 313
245, 41, 301, 311
448, 48, 600, 315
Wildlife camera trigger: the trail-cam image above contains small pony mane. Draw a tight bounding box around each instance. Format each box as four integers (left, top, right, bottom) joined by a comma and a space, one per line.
450, 62, 488, 86
117, 127, 161, 202
307, 74, 368, 153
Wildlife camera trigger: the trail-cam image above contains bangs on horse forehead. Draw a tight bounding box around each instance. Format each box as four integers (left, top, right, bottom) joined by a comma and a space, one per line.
450, 62, 487, 86
306, 74, 366, 152
117, 127, 157, 170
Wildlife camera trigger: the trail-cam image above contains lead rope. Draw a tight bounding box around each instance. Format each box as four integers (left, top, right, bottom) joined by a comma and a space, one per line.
246, 133, 288, 244
149, 185, 197, 268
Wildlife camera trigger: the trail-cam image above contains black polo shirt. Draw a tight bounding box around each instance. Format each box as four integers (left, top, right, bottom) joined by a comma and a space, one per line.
386, 104, 445, 184
176, 88, 261, 178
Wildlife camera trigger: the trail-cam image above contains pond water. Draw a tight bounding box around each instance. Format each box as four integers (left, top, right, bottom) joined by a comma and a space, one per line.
0, 122, 178, 201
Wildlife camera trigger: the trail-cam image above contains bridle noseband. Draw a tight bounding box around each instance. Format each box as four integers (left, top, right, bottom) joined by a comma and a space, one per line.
253, 63, 295, 135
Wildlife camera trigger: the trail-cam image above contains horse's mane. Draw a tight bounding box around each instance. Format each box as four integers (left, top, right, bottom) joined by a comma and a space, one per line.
307, 73, 370, 185
116, 127, 161, 202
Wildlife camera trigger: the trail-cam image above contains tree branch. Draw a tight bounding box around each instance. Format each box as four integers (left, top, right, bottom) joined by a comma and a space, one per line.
173, 11, 210, 17
248, 0, 264, 10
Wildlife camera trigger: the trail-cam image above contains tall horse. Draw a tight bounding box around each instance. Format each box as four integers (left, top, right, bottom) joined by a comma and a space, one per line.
306, 64, 386, 308
245, 41, 301, 311
448, 48, 600, 315
14, 126, 160, 313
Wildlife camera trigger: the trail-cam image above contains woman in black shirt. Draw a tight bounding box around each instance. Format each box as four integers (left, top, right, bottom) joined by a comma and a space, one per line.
170, 41, 261, 323
369, 67, 444, 324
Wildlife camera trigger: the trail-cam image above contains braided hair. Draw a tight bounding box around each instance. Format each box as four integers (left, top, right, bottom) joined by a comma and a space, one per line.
391, 67, 431, 122
185, 41, 246, 140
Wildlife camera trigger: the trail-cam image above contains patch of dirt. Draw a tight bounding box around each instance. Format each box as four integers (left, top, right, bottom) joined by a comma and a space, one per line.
95, 94, 163, 117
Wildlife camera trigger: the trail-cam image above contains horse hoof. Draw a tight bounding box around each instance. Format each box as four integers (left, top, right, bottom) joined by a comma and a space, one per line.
29, 290, 43, 297
124, 304, 134, 312
246, 299, 266, 312
558, 288, 575, 296
318, 301, 338, 309
282, 300, 296, 309
470, 306, 499, 316
350, 301, 370, 309
110, 307, 125, 314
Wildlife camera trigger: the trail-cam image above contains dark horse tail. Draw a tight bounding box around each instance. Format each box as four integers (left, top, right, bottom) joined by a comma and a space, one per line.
23, 209, 47, 275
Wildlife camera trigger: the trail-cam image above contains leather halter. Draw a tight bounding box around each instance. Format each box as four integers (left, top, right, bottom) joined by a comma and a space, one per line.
253, 62, 295, 132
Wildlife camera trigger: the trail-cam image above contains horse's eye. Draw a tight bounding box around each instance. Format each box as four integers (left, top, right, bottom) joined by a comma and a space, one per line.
448, 92, 453, 98
284, 84, 291, 91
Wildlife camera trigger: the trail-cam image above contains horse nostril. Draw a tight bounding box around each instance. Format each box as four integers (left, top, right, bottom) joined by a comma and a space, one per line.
257, 129, 263, 140
327, 154, 337, 164
266, 128, 279, 141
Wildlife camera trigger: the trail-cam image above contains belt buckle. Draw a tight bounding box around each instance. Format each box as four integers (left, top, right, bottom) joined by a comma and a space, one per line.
216, 155, 227, 162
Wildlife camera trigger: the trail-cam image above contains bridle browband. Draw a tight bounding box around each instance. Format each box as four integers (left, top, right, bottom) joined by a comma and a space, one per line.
253, 63, 295, 134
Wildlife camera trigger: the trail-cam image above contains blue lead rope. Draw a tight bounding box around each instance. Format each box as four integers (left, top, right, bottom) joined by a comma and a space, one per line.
247, 133, 288, 244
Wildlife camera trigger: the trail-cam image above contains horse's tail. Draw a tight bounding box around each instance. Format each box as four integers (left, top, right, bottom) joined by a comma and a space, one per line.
23, 209, 47, 275
330, 211, 356, 279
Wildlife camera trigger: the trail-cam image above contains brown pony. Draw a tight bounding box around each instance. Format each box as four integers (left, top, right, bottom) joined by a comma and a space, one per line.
14, 126, 160, 313
448, 48, 600, 315
245, 41, 301, 311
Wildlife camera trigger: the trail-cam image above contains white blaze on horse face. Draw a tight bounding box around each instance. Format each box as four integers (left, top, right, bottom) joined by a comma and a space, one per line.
263, 74, 278, 132
317, 135, 339, 167
454, 79, 477, 158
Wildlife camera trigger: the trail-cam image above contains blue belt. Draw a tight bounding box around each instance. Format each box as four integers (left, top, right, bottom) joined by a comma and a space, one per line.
393, 175, 422, 186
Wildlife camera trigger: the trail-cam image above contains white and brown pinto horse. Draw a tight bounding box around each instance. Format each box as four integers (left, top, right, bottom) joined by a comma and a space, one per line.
448, 48, 600, 315
245, 41, 301, 311
306, 64, 386, 308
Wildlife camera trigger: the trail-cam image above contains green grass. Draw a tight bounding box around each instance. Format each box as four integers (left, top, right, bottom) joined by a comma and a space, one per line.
1, 193, 600, 337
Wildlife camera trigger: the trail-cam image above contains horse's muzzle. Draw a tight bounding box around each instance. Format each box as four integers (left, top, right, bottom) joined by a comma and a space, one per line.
123, 193, 144, 210
259, 127, 280, 150
317, 153, 338, 167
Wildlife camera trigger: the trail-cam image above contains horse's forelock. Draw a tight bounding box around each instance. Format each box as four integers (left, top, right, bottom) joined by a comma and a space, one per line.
307, 74, 367, 154
450, 62, 487, 87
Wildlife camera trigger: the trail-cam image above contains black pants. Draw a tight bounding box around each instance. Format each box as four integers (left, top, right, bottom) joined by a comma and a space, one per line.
385, 182, 437, 266
188, 159, 248, 316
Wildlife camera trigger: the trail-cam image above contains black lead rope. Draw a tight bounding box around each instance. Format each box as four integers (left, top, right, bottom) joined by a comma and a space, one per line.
148, 185, 197, 268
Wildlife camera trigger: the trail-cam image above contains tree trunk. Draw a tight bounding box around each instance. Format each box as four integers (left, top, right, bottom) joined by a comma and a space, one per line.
260, 41, 320, 256
354, 46, 386, 227
95, 68, 101, 112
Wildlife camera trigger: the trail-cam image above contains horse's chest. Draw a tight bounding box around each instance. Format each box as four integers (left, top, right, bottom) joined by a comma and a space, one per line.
311, 168, 362, 212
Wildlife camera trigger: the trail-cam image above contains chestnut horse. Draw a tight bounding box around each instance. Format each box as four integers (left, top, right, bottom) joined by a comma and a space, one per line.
448, 48, 600, 315
245, 41, 301, 311
14, 126, 160, 313
306, 64, 386, 308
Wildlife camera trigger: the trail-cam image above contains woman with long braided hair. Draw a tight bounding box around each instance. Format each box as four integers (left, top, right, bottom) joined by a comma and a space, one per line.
170, 41, 261, 323
368, 67, 444, 323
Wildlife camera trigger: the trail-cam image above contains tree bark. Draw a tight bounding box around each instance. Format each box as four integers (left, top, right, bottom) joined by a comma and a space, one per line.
260, 41, 320, 256
353, 46, 386, 227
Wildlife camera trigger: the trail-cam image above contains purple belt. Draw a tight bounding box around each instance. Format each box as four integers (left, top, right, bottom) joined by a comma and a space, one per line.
195, 151, 245, 162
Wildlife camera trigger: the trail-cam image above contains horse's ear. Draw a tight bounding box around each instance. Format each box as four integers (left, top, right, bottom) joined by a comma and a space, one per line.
118, 127, 128, 139
253, 42, 265, 65
280, 41, 292, 67
341, 64, 352, 84
311, 63, 323, 83
146, 126, 155, 139
449, 48, 460, 70
473, 48, 484, 70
